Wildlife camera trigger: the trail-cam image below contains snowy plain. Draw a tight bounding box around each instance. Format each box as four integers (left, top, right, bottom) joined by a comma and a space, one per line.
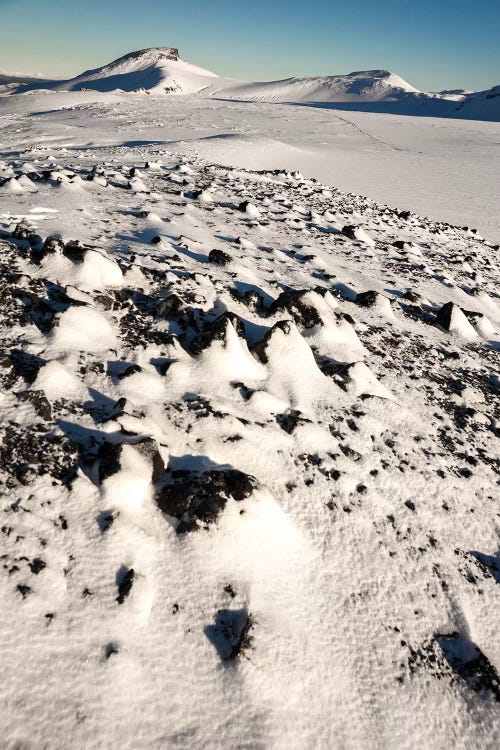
1, 92, 499, 242
0, 55, 499, 750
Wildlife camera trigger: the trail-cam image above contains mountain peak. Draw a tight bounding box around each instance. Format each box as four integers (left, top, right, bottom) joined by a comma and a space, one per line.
108, 48, 180, 66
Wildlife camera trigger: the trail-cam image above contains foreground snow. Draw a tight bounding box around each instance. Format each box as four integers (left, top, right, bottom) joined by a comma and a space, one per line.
0, 123, 499, 749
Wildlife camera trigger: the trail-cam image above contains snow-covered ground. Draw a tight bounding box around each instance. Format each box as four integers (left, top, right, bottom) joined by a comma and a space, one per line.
1, 93, 500, 241
0, 79, 499, 750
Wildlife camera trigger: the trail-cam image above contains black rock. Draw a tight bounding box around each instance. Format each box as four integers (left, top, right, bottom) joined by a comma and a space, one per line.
189, 312, 246, 355
356, 290, 381, 307
8, 350, 45, 383
239, 289, 266, 312
29, 558, 46, 575
17, 584, 32, 599
97, 442, 122, 482
435, 301, 468, 331
63, 240, 88, 263
276, 409, 311, 434
403, 290, 421, 303
98, 437, 165, 483
12, 223, 41, 246
209, 248, 232, 266
341, 225, 359, 240
153, 294, 186, 319
267, 288, 322, 329
35, 235, 64, 261
16, 390, 52, 420
156, 468, 258, 533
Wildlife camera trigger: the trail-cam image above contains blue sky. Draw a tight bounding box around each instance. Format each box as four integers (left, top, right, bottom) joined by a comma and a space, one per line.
0, 0, 499, 90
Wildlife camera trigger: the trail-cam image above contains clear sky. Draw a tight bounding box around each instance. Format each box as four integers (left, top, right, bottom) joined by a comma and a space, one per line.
0, 0, 499, 91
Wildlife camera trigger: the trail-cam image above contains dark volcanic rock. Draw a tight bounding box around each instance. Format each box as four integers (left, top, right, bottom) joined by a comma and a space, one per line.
116, 364, 142, 380
356, 290, 381, 307
209, 249, 232, 266
153, 294, 186, 319
3, 350, 45, 384
435, 302, 455, 330
434, 301, 472, 332
29, 558, 46, 575
408, 631, 500, 702
98, 437, 165, 483
341, 225, 359, 240
267, 288, 322, 329
0, 422, 79, 487
63, 240, 88, 263
189, 312, 246, 355
276, 409, 311, 434
156, 468, 258, 533
16, 390, 52, 420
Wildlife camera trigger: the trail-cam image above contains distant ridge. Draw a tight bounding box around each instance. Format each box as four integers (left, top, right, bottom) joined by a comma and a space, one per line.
6, 48, 499, 121
217, 69, 420, 103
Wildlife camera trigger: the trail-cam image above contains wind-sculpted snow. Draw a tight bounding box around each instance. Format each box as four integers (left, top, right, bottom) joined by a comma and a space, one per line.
0, 149, 499, 750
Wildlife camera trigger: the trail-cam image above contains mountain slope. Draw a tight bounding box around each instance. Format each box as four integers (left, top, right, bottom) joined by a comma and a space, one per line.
454, 85, 500, 121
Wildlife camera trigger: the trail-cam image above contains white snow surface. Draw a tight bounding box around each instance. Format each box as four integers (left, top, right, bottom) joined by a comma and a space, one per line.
0, 77, 499, 750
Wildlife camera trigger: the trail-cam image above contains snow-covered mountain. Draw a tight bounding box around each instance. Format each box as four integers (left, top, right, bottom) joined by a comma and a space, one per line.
0, 73, 53, 95
217, 69, 420, 103
454, 85, 500, 121
7, 47, 500, 122
22, 48, 224, 95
